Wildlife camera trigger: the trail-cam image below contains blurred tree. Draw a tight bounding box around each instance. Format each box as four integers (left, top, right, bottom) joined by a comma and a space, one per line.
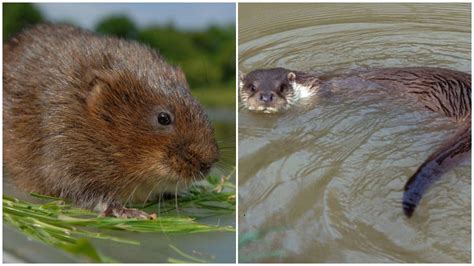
216, 38, 236, 84
191, 25, 235, 84
181, 56, 222, 88
138, 26, 197, 62
139, 25, 223, 88
3, 3, 43, 41
95, 15, 138, 40
192, 25, 234, 54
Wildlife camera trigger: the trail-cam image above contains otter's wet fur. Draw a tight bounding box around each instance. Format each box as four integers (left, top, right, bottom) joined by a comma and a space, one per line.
3, 24, 219, 218
240, 67, 470, 217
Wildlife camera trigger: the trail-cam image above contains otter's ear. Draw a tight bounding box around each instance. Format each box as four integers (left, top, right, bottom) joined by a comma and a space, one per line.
239, 71, 246, 89
287, 72, 296, 82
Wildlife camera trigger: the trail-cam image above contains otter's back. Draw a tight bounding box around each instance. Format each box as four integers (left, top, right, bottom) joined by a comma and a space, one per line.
360, 67, 471, 120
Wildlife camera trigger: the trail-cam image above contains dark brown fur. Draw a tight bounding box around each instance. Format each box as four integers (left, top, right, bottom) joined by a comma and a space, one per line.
241, 66, 470, 217
3, 24, 219, 218
358, 67, 471, 121
357, 67, 471, 217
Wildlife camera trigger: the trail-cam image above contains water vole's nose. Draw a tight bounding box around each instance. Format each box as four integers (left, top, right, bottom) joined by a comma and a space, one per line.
200, 162, 212, 174
200, 148, 219, 175
259, 92, 274, 103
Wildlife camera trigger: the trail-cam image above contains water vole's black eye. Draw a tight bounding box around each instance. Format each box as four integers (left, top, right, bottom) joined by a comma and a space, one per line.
157, 112, 172, 125
279, 84, 287, 93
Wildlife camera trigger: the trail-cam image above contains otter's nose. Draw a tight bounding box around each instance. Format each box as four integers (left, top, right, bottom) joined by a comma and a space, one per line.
259, 92, 274, 103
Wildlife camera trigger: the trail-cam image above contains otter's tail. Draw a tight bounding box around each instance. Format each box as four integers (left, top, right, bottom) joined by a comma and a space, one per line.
403, 120, 471, 217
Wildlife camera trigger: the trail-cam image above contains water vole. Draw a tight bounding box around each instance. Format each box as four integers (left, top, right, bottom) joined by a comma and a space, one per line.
240, 67, 471, 217
3, 24, 219, 218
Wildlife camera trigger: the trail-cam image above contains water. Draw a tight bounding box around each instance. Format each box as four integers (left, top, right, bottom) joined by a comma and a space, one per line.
238, 3, 471, 263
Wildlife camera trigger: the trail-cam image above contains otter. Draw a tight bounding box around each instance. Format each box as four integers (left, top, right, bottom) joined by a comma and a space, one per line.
240, 67, 471, 217
3, 24, 219, 219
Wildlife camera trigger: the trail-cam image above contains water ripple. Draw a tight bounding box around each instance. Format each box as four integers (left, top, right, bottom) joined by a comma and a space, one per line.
238, 3, 470, 263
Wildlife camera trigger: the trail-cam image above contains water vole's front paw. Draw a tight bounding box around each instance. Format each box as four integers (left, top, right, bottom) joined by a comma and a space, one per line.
112, 207, 153, 219
100, 203, 155, 219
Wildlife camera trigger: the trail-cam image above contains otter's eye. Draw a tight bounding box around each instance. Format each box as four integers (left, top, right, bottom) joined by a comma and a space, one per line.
247, 84, 256, 92
157, 112, 172, 125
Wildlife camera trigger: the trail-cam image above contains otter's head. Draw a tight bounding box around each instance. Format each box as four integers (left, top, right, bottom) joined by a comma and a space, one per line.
239, 68, 316, 113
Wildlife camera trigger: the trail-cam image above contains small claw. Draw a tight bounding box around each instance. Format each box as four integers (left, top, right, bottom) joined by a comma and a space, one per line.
100, 204, 154, 219
113, 207, 152, 219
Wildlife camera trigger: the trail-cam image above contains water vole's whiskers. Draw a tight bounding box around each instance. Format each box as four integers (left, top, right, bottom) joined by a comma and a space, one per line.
124, 184, 139, 208
174, 180, 180, 216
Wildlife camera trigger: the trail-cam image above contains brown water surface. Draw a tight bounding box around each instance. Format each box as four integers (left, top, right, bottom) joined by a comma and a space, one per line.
238, 3, 471, 263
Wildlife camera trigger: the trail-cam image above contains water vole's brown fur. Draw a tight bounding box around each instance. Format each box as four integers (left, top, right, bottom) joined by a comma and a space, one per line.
3, 24, 219, 218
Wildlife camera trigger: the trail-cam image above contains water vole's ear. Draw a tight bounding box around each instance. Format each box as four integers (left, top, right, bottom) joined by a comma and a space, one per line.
86, 70, 116, 110
287, 72, 296, 82
239, 71, 246, 89
87, 70, 115, 89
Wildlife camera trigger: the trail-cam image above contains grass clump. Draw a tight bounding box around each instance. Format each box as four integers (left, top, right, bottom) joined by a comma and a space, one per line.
3, 174, 235, 262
